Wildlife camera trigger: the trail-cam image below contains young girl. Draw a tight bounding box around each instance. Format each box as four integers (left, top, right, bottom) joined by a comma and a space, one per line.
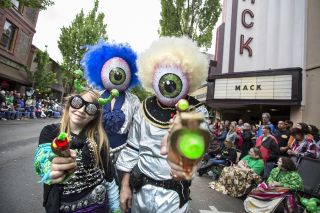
34, 89, 120, 213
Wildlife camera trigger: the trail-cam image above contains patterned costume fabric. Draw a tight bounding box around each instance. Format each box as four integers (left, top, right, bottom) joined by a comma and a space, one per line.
34, 143, 56, 184
267, 167, 304, 191
34, 124, 120, 212
209, 165, 262, 197
244, 182, 298, 213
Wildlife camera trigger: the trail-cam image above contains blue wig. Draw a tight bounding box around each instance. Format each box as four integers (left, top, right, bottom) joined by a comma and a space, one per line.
81, 40, 139, 90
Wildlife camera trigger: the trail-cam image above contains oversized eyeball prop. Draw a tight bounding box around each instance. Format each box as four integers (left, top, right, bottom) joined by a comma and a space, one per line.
152, 65, 189, 106
101, 57, 131, 92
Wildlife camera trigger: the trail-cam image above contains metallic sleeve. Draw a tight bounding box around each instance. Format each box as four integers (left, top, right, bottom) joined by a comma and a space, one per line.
116, 106, 142, 172
117, 92, 141, 134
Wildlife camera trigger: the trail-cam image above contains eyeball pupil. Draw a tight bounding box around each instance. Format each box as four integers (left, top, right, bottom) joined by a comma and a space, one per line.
164, 80, 176, 93
114, 71, 122, 81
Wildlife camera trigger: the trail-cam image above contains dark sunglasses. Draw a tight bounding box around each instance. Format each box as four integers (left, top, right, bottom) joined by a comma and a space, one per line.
69, 95, 99, 116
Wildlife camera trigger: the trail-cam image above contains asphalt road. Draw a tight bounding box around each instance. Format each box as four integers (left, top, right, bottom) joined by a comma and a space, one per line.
0, 119, 245, 213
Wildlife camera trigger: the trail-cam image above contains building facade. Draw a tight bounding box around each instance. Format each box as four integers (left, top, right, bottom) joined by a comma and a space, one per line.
207, 0, 320, 126
0, 1, 39, 92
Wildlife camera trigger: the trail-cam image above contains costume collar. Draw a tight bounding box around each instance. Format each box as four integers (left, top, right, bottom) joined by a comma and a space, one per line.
142, 95, 202, 129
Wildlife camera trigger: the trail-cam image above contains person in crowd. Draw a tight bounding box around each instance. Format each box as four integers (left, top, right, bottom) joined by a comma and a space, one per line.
5, 90, 14, 107
226, 122, 237, 144
251, 124, 258, 143
34, 88, 121, 212
116, 37, 210, 212
240, 123, 254, 159
81, 41, 141, 188
224, 120, 230, 131
308, 124, 319, 143
238, 118, 244, 128
197, 140, 237, 177
244, 157, 303, 213
214, 123, 227, 145
0, 90, 5, 105
235, 126, 243, 149
274, 120, 290, 156
202, 139, 223, 162
256, 113, 275, 137
256, 125, 280, 178
209, 147, 264, 198
0, 102, 10, 120
287, 127, 319, 163
285, 120, 294, 130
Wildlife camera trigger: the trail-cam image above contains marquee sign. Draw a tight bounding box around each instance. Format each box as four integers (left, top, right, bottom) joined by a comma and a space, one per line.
214, 74, 292, 100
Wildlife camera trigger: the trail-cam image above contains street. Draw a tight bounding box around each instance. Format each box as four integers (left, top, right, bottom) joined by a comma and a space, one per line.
0, 119, 244, 213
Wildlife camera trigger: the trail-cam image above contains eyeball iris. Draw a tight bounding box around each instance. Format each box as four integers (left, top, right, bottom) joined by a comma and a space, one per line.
109, 67, 126, 85
152, 66, 189, 106
159, 73, 182, 98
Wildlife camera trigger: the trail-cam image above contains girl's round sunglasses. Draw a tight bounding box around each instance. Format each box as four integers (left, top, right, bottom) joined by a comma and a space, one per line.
69, 95, 99, 116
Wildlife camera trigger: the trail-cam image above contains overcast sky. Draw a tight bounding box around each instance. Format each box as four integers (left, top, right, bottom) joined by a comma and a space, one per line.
33, 0, 221, 63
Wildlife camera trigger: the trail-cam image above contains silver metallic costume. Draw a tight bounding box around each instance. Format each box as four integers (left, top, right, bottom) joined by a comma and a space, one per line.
116, 99, 209, 213
103, 91, 140, 156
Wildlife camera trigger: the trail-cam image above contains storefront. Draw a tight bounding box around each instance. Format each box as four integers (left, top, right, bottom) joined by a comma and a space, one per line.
206, 0, 320, 126
207, 68, 301, 123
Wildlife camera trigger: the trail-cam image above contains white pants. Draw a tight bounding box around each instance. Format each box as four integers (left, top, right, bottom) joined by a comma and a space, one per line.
131, 184, 189, 213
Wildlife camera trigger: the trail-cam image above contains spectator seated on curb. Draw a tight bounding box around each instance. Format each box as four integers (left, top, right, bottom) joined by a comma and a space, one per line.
209, 147, 264, 198
198, 140, 237, 177
287, 127, 320, 163
244, 157, 303, 213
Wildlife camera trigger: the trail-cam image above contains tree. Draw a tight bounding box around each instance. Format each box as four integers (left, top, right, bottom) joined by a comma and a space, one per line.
25, 49, 57, 95
0, 0, 54, 10
130, 85, 153, 102
58, 0, 107, 93
159, 0, 222, 49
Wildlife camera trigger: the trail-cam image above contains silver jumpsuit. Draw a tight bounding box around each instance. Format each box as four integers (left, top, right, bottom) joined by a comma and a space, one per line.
116, 100, 209, 213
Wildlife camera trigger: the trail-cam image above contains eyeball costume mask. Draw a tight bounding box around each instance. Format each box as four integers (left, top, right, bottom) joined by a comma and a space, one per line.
137, 37, 208, 107
81, 40, 139, 92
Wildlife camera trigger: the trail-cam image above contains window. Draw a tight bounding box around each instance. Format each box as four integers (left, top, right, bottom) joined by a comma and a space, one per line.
11, 0, 23, 13
11, 0, 20, 10
0, 20, 18, 51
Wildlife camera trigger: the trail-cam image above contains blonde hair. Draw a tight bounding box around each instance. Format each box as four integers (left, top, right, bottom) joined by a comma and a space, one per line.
137, 36, 209, 94
60, 89, 109, 169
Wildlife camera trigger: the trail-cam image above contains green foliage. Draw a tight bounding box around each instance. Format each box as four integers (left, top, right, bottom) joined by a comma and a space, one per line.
159, 0, 222, 49
25, 49, 57, 94
58, 0, 107, 93
0, 0, 54, 10
130, 85, 153, 102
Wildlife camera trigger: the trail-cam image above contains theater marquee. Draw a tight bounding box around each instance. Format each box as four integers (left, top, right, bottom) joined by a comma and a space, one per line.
214, 75, 292, 100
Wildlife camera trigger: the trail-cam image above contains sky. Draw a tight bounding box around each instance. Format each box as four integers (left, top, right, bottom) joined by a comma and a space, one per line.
33, 0, 222, 63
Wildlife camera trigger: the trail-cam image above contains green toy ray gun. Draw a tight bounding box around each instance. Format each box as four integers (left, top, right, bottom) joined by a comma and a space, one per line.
300, 197, 320, 213
73, 69, 85, 93
167, 99, 210, 179
98, 89, 120, 106
51, 132, 70, 157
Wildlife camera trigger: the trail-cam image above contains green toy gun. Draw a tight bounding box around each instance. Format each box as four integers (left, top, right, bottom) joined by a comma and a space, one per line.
167, 99, 210, 179
51, 132, 70, 157
73, 69, 85, 93
300, 197, 320, 213
98, 89, 120, 106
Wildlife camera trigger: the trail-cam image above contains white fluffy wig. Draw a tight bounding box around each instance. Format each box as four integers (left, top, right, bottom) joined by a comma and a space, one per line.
137, 36, 209, 94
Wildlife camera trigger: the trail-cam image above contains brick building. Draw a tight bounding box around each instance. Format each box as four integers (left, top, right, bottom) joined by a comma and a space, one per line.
0, 1, 39, 92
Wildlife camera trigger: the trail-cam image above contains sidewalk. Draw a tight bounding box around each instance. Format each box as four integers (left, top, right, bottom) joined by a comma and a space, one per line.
190, 175, 245, 213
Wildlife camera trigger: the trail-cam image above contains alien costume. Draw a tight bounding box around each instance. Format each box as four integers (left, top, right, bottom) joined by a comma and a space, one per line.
116, 37, 210, 212
81, 41, 140, 166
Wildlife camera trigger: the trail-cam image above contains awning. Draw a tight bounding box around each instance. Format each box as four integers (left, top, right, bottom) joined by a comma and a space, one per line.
0, 62, 30, 85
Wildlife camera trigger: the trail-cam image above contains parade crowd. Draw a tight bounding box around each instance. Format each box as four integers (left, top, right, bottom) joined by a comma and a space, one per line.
0, 90, 63, 120
199, 112, 320, 212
